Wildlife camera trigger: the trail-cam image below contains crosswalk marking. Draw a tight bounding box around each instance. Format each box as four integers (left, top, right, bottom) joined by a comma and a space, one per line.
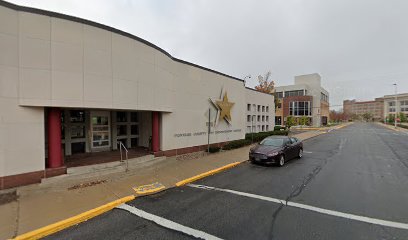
116, 203, 223, 240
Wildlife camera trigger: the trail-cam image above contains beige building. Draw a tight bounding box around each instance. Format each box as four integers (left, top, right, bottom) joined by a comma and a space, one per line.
382, 93, 408, 120
343, 98, 384, 121
245, 87, 275, 133
275, 73, 330, 127
344, 93, 408, 121
0, 1, 274, 189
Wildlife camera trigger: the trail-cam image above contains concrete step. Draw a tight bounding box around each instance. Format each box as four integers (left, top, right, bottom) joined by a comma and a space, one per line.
40, 155, 166, 185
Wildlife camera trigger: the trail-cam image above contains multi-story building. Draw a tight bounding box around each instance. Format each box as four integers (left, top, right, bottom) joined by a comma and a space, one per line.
245, 88, 275, 133
0, 2, 275, 189
275, 73, 330, 127
382, 93, 408, 120
343, 98, 384, 121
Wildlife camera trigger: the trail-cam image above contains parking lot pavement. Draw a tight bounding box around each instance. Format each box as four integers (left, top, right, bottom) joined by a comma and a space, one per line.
46, 123, 408, 240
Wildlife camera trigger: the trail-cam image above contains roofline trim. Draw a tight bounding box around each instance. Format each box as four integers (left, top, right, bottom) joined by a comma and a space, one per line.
245, 87, 274, 96
0, 0, 244, 83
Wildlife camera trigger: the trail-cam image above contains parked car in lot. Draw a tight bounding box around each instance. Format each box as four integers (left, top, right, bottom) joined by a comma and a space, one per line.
249, 136, 303, 166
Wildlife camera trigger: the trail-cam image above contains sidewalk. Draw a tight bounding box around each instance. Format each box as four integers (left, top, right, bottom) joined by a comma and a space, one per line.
376, 122, 408, 133
0, 123, 350, 240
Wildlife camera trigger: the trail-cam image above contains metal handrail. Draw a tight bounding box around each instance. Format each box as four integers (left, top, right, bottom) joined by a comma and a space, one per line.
117, 141, 129, 172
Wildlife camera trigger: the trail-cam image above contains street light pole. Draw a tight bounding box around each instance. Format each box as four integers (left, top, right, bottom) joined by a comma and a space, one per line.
393, 83, 398, 129
251, 115, 254, 143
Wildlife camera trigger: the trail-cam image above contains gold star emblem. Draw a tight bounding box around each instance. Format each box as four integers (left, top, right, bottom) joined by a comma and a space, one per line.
209, 89, 235, 125
216, 92, 234, 124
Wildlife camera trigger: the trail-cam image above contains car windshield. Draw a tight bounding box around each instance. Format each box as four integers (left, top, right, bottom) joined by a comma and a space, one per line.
260, 138, 284, 147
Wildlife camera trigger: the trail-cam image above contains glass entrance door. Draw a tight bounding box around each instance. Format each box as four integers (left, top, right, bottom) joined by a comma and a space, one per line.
90, 111, 110, 149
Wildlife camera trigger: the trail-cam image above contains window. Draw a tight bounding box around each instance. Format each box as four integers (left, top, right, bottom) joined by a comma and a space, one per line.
289, 101, 312, 116
257, 115, 260, 121
262, 125, 265, 131
116, 112, 127, 122
70, 110, 85, 123
262, 116, 265, 122
266, 116, 269, 122
70, 126, 85, 139
92, 116, 109, 125
258, 105, 261, 112
276, 92, 283, 98
321, 92, 328, 102
130, 112, 138, 122
275, 116, 282, 125
401, 100, 408, 106
285, 90, 304, 97
266, 125, 269, 131
117, 125, 127, 136
247, 104, 251, 111
389, 101, 396, 106
262, 106, 265, 112
266, 106, 269, 112
389, 108, 396, 112
401, 107, 408, 112
247, 115, 251, 122
131, 125, 139, 135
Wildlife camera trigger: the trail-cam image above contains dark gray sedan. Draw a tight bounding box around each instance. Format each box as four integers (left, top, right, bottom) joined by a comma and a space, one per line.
249, 136, 303, 166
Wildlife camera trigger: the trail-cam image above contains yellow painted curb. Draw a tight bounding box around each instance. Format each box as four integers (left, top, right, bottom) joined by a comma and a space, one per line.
293, 127, 324, 130
175, 162, 242, 187
133, 182, 166, 195
13, 195, 135, 240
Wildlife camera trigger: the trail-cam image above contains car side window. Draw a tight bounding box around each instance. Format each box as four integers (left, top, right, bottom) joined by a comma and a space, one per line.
290, 137, 297, 144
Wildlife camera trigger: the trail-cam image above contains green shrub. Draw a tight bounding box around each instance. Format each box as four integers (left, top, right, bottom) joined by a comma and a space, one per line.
222, 139, 252, 150
274, 125, 287, 131
245, 130, 289, 142
207, 146, 221, 153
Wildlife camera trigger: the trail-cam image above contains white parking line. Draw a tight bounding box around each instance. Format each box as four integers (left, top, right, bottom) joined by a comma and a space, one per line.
116, 203, 222, 240
187, 184, 408, 230
303, 151, 313, 154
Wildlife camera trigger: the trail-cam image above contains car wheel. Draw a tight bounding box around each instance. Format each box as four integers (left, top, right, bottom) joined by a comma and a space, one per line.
298, 149, 303, 158
278, 155, 285, 167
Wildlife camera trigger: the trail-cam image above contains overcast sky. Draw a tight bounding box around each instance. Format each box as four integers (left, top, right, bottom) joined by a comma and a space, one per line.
7, 0, 408, 109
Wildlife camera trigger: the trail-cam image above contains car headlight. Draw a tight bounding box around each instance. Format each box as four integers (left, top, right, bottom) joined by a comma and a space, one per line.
267, 152, 279, 157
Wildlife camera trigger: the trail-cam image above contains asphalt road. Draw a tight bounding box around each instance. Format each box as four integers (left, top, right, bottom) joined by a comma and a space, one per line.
46, 123, 408, 240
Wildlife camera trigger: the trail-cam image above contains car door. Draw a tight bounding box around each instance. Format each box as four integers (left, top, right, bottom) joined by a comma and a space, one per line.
290, 137, 300, 155
284, 138, 294, 159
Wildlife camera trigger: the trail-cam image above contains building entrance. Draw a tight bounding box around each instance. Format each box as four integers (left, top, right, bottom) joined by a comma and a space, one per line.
90, 111, 111, 150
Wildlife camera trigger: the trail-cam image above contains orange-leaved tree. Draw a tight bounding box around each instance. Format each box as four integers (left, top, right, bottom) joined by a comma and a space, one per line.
255, 71, 279, 110
254, 71, 275, 94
